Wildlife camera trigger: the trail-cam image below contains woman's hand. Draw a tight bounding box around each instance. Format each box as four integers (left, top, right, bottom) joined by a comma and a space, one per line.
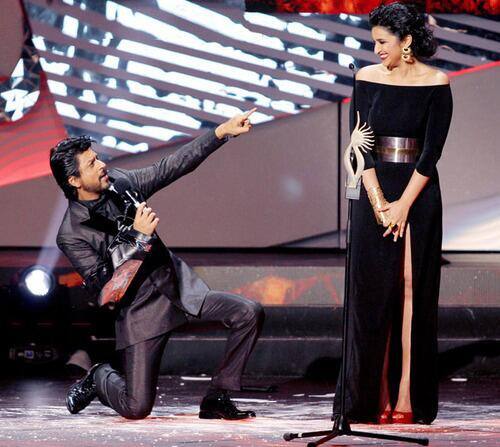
379, 199, 411, 242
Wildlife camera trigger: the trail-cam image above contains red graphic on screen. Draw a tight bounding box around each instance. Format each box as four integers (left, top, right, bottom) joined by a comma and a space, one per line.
427, 0, 498, 14
245, 0, 499, 14
58, 272, 83, 288
0, 72, 67, 187
0, 2, 67, 188
232, 274, 342, 305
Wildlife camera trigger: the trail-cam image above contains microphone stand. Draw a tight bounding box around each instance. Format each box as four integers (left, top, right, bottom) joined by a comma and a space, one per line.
283, 66, 429, 447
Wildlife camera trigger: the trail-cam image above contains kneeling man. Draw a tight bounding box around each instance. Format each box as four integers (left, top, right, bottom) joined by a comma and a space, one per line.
50, 109, 264, 420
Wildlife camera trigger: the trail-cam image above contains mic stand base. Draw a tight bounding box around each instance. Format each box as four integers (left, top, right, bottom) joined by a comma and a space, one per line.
283, 413, 429, 446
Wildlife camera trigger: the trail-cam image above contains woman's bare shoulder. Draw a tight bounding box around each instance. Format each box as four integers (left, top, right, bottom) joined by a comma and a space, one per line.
432, 70, 450, 85
355, 64, 384, 81
422, 66, 450, 85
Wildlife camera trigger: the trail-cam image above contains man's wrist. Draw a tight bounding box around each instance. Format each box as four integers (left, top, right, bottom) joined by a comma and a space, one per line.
132, 226, 152, 238
215, 124, 228, 140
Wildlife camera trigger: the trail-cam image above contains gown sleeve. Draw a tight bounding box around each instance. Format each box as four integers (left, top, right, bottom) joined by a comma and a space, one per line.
350, 80, 375, 170
416, 85, 453, 177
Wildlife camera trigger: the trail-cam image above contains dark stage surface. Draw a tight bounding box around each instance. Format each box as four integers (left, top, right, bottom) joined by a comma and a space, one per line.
0, 376, 498, 446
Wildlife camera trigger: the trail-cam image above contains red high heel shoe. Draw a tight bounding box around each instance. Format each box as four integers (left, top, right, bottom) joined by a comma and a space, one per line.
391, 411, 414, 424
377, 410, 392, 424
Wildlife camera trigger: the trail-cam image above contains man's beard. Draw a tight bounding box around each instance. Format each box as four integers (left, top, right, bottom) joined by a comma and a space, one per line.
82, 178, 107, 196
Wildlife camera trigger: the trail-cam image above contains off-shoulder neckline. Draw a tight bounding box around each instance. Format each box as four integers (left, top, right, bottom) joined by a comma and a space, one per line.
356, 79, 450, 88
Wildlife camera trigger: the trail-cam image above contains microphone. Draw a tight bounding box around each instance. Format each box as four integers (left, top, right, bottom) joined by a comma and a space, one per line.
109, 177, 141, 208
349, 62, 358, 74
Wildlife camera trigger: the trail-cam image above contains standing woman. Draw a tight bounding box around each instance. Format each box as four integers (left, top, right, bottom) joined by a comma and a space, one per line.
333, 3, 452, 424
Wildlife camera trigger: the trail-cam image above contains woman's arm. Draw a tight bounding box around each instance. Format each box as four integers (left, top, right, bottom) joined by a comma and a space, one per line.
362, 168, 391, 227
379, 171, 430, 241
362, 167, 381, 190
381, 80, 452, 241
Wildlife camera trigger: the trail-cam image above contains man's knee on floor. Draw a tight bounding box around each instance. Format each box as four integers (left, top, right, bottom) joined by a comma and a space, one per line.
124, 400, 153, 420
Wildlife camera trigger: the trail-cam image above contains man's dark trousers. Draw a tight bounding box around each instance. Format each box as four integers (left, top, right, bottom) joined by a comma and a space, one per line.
94, 291, 264, 419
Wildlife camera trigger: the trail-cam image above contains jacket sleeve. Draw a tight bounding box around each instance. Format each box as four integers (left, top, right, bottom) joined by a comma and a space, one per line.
350, 80, 375, 171
126, 129, 228, 199
107, 229, 154, 270
57, 229, 153, 303
416, 85, 453, 177
57, 235, 111, 302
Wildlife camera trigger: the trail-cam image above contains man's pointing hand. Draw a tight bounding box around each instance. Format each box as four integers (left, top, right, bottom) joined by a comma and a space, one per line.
215, 108, 257, 139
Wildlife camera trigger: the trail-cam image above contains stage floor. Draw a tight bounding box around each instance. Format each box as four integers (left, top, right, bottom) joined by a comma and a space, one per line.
0, 376, 498, 446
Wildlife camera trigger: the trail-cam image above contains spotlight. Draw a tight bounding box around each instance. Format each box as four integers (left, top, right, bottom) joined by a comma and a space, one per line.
18, 265, 56, 299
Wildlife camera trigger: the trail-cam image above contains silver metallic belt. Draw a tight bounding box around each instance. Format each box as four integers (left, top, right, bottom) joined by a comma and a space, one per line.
374, 136, 420, 163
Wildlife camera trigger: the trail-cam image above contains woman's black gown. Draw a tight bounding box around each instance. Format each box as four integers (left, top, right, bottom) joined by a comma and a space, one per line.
333, 80, 453, 424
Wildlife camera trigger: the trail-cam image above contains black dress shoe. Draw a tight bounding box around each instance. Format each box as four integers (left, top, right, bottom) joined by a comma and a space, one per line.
199, 390, 256, 420
66, 363, 101, 414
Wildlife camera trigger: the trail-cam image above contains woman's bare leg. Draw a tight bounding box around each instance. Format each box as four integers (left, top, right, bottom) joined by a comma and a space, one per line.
379, 327, 392, 414
394, 225, 413, 413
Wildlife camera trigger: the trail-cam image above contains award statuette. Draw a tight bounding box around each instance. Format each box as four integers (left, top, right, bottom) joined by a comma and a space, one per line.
343, 111, 374, 200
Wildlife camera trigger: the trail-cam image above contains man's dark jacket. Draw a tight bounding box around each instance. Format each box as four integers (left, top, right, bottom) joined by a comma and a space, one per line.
56, 130, 228, 349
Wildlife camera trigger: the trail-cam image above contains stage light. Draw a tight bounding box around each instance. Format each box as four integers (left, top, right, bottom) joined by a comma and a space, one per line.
19, 266, 55, 298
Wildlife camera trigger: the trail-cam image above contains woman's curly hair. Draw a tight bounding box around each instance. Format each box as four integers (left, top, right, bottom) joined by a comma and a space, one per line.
369, 2, 437, 60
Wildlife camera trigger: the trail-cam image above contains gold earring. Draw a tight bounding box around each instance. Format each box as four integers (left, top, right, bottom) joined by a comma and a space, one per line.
402, 46, 413, 62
